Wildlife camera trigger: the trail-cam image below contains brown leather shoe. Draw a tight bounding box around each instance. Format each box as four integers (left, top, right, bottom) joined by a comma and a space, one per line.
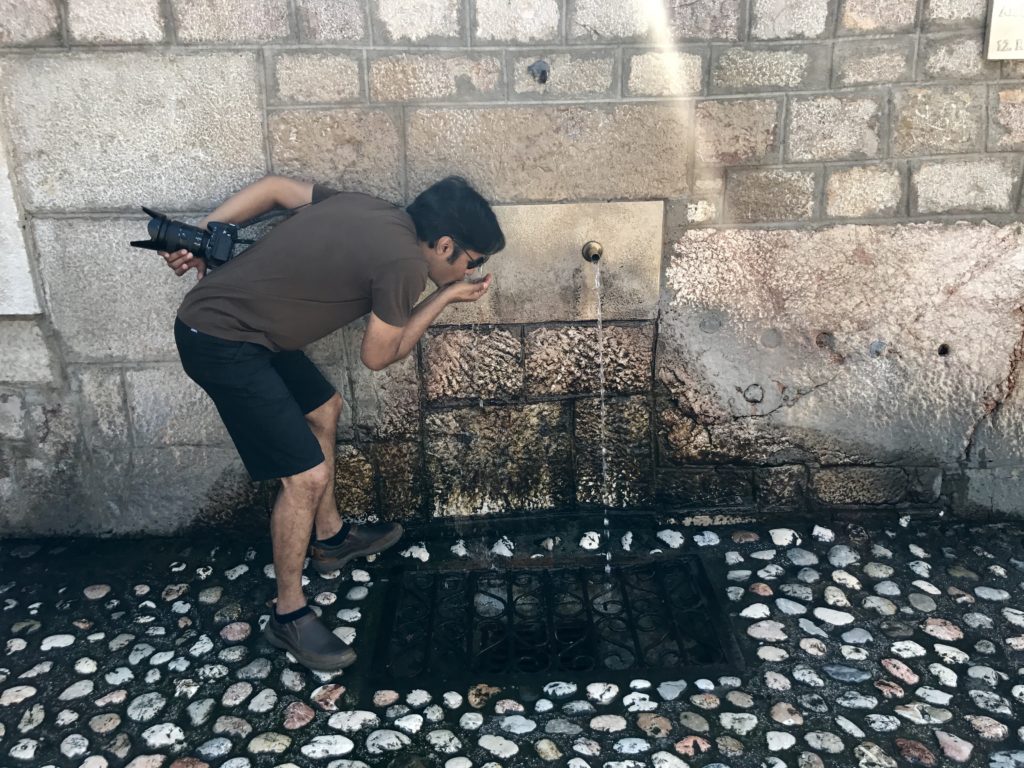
263, 611, 357, 671
310, 522, 404, 575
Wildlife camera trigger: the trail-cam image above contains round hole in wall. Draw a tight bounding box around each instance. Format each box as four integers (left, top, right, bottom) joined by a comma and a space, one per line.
869, 340, 886, 358
815, 331, 835, 350
938, 344, 951, 357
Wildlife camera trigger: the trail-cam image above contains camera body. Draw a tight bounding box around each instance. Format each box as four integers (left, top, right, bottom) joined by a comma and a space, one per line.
130, 207, 240, 270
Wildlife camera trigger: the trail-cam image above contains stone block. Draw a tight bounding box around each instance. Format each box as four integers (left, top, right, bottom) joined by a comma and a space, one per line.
340, 320, 419, 440
0, 0, 60, 45
69, 0, 165, 43
426, 403, 572, 516
372, 442, 424, 520
438, 202, 663, 325
912, 159, 1019, 214
6, 451, 85, 535
71, 367, 128, 448
422, 328, 523, 402
964, 467, 1024, 516
525, 325, 653, 396
333, 444, 375, 519
833, 38, 915, 86
710, 44, 830, 94
270, 51, 363, 104
660, 223, 1024, 466
725, 168, 816, 223
0, 53, 265, 212
891, 86, 986, 157
406, 105, 690, 203
268, 109, 403, 204
655, 467, 753, 507
33, 219, 191, 361
371, 0, 462, 43
811, 467, 908, 505
695, 98, 780, 165
838, 0, 917, 34
296, 0, 367, 42
920, 33, 1000, 80
907, 467, 943, 503
171, 0, 290, 43
510, 51, 618, 100
787, 95, 883, 162
27, 400, 79, 462
126, 366, 230, 446
369, 52, 504, 102
751, 0, 830, 39
474, 0, 560, 42
924, 0, 987, 29
624, 49, 705, 97
0, 320, 56, 383
990, 88, 1024, 151
825, 164, 903, 218
0, 128, 37, 315
575, 396, 653, 508
569, 0, 742, 42
0, 393, 24, 440
755, 466, 807, 506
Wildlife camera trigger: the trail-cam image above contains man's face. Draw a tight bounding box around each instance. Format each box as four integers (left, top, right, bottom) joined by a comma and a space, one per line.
426, 236, 487, 286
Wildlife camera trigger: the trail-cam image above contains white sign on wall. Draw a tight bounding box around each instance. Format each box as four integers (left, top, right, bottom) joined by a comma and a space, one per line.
987, 0, 1024, 59
0, 131, 40, 316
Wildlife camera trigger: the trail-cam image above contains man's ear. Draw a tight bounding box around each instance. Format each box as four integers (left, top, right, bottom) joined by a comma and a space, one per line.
437, 235, 457, 263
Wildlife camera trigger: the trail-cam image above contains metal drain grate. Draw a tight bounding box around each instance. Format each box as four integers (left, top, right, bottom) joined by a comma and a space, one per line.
370, 558, 739, 687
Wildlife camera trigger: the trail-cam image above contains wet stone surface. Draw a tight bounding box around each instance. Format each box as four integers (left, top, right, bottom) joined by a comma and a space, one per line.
0, 519, 1022, 766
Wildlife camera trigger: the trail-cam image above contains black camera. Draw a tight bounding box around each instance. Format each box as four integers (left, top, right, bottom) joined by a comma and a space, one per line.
130, 207, 239, 270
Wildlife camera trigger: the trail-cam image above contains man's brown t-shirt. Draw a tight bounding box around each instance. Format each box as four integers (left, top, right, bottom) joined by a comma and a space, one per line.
176, 186, 427, 351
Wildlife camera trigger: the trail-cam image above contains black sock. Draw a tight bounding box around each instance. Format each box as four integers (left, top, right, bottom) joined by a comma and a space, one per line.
319, 522, 352, 546
274, 605, 313, 624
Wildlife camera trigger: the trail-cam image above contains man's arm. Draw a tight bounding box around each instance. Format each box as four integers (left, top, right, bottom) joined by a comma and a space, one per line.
361, 275, 492, 371
162, 176, 315, 277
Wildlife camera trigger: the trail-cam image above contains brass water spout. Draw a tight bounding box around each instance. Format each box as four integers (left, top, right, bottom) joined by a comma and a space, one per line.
582, 241, 603, 262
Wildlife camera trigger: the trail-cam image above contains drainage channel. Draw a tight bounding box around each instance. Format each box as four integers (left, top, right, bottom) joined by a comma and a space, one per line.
345, 553, 746, 702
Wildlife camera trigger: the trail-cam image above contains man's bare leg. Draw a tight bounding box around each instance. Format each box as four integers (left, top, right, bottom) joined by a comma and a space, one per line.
272, 460, 331, 613
304, 393, 344, 542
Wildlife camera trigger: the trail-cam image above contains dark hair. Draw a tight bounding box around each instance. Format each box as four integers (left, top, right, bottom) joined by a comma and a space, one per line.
406, 176, 505, 260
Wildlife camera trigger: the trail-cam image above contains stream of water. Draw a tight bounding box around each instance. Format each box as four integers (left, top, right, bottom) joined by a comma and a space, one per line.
593, 261, 612, 574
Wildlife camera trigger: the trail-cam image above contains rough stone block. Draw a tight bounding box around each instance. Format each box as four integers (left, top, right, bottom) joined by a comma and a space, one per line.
755, 466, 807, 506
912, 159, 1019, 214
525, 325, 653, 396
920, 33, 1000, 80
725, 168, 816, 223
439, 202, 663, 325
811, 467, 908, 505
34, 219, 191, 361
69, 0, 165, 43
126, 366, 230, 446
907, 467, 943, 503
625, 50, 705, 97
787, 95, 883, 162
990, 88, 1024, 151
826, 164, 903, 218
965, 467, 1024, 516
423, 328, 523, 402
0, 53, 265, 212
710, 44, 830, 94
838, 0, 917, 34
0, 130, 38, 315
268, 109, 403, 204
426, 403, 572, 516
569, 0, 742, 41
833, 38, 915, 86
407, 105, 689, 203
474, 0, 560, 42
751, 0, 829, 39
334, 444, 375, 519
372, 442, 423, 520
339, 321, 419, 440
0, 393, 25, 440
695, 98, 780, 165
891, 86, 986, 157
0, 0, 60, 45
71, 367, 128, 448
369, 52, 504, 102
575, 396, 653, 508
924, 0, 986, 29
171, 0, 290, 43
270, 51, 363, 104
655, 468, 753, 507
372, 0, 462, 43
0, 320, 56, 383
510, 51, 617, 100
295, 0, 367, 42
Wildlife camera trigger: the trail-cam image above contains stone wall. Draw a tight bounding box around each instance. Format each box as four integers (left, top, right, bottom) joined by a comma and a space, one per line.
1, 0, 1023, 534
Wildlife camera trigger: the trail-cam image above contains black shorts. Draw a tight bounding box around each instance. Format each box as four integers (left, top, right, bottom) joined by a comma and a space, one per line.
174, 318, 336, 481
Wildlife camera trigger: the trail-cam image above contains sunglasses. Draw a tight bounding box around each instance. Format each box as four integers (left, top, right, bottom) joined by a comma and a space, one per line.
451, 237, 489, 270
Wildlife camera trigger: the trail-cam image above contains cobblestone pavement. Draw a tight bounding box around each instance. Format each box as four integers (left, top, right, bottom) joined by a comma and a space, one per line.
1, 516, 1023, 768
